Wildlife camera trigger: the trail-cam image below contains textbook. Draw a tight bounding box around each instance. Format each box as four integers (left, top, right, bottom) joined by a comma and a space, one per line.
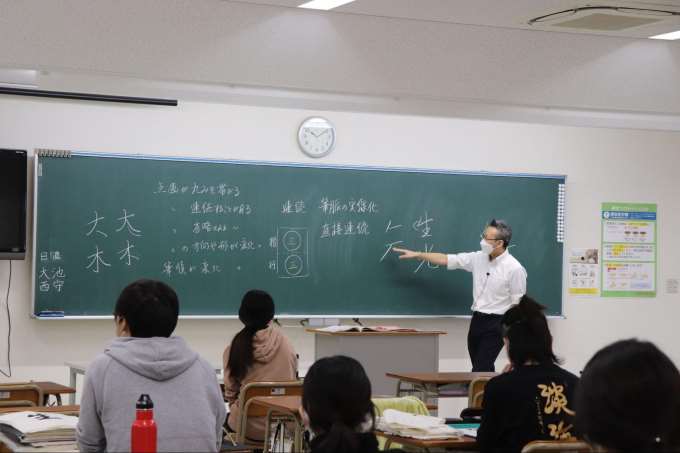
377, 409, 462, 440
316, 325, 419, 333
448, 423, 479, 438
0, 411, 77, 444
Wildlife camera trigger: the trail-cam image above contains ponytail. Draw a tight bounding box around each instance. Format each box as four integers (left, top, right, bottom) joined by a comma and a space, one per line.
228, 289, 275, 382
226, 326, 258, 382
502, 295, 559, 366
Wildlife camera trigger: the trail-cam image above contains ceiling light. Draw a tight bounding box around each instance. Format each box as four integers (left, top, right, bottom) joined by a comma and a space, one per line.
649, 30, 680, 40
298, 0, 356, 11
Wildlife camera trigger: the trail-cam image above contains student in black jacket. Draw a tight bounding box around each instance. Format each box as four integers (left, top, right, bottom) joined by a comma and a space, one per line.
477, 295, 579, 453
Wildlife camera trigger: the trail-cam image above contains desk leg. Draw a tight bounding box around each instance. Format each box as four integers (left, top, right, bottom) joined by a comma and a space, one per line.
293, 418, 302, 453
263, 409, 274, 453
424, 383, 438, 416
68, 368, 77, 405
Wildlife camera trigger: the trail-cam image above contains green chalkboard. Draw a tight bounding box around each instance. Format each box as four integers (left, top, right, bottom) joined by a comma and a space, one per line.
33, 152, 565, 317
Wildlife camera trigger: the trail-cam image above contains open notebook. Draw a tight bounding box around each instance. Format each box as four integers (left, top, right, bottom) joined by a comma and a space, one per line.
316, 325, 419, 333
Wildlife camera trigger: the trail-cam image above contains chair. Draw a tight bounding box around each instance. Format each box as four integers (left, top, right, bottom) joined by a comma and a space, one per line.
373, 396, 430, 450
373, 395, 430, 417
454, 376, 492, 422
235, 381, 303, 450
0, 383, 43, 408
521, 439, 593, 453
467, 376, 492, 408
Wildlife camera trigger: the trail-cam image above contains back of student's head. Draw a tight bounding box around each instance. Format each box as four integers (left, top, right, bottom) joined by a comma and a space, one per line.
226, 289, 275, 382
302, 355, 377, 453
501, 295, 559, 366
576, 339, 680, 453
113, 279, 179, 338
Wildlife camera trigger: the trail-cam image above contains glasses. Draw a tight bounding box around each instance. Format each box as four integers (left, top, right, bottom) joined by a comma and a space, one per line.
481, 234, 501, 241
528, 6, 680, 25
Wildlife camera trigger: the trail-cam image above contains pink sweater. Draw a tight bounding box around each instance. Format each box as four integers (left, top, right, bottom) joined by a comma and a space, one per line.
223, 325, 298, 441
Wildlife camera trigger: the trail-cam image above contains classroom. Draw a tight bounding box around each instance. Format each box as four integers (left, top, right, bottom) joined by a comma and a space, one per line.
1, 1, 680, 452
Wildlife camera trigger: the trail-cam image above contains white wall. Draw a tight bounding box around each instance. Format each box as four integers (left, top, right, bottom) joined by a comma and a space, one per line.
0, 96, 679, 415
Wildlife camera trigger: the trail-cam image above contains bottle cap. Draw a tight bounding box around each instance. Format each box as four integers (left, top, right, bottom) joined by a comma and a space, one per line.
136, 394, 154, 410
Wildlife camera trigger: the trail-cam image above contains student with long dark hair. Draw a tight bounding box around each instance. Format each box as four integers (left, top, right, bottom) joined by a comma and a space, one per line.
301, 356, 379, 453
476, 295, 579, 453
223, 289, 297, 441
576, 339, 680, 453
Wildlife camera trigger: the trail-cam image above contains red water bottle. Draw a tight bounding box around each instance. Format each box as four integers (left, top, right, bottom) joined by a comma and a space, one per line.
131, 394, 157, 453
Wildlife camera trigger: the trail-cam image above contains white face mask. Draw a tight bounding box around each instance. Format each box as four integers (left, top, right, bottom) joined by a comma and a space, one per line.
480, 239, 495, 255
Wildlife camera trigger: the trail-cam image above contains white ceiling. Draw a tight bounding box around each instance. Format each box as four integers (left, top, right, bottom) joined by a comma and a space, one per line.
230, 0, 680, 38
0, 0, 679, 129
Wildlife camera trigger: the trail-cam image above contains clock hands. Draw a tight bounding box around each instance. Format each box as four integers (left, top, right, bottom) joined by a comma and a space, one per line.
309, 128, 330, 138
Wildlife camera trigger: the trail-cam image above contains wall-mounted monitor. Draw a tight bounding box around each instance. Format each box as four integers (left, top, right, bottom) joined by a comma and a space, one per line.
0, 149, 27, 260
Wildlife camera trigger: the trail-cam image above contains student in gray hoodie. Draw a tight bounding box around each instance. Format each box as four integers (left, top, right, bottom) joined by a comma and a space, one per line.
76, 279, 227, 452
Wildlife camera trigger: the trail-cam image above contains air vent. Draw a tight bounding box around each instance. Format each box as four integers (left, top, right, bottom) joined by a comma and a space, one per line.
551, 12, 662, 30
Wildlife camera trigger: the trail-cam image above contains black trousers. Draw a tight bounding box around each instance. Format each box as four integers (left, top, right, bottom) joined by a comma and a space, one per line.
468, 311, 504, 372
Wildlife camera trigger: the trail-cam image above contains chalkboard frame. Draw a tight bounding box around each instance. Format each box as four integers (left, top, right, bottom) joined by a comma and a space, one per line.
31, 151, 567, 320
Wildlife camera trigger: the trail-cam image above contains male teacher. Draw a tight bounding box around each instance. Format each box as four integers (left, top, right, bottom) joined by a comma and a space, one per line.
393, 219, 527, 372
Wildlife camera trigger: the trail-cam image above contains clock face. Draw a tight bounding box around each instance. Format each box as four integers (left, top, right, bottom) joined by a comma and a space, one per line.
298, 117, 335, 158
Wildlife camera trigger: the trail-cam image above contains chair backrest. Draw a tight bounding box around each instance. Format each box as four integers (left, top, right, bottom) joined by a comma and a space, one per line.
236, 381, 303, 444
0, 383, 43, 408
468, 377, 492, 408
372, 396, 429, 417
521, 440, 593, 453
372, 396, 432, 451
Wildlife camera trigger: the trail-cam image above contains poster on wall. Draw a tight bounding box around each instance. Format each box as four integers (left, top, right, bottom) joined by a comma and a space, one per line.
601, 202, 657, 297
568, 248, 599, 295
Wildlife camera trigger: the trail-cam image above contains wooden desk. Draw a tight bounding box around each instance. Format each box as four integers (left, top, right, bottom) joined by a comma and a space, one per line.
65, 361, 222, 404
0, 405, 79, 415
387, 371, 497, 400
249, 396, 303, 453
375, 430, 477, 452
307, 329, 446, 396
32, 382, 76, 406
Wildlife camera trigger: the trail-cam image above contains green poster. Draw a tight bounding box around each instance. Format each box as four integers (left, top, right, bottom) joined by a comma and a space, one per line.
601, 202, 657, 297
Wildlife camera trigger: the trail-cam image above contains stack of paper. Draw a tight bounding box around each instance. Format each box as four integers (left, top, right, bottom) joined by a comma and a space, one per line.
377, 409, 462, 440
0, 411, 78, 446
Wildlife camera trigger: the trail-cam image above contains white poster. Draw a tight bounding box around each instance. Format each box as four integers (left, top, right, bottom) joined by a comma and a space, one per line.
568, 248, 599, 295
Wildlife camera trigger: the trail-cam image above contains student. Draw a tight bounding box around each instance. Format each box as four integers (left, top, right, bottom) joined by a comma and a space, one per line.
476, 295, 578, 453
301, 355, 379, 453
223, 289, 297, 441
76, 279, 227, 452
576, 339, 680, 453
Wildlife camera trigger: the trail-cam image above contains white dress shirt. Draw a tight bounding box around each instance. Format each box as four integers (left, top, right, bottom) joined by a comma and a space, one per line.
447, 249, 527, 315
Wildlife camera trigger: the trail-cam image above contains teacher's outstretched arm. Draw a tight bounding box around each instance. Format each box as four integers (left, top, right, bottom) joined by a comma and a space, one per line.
392, 247, 448, 267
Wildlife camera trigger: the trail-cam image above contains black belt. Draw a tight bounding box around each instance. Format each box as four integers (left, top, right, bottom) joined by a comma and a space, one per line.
472, 311, 502, 318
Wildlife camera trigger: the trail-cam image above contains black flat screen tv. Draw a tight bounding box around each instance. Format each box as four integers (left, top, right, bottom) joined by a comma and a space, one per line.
0, 149, 27, 260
